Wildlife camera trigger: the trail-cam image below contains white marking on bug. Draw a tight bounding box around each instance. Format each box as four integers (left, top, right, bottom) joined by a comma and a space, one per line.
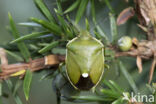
82, 73, 89, 78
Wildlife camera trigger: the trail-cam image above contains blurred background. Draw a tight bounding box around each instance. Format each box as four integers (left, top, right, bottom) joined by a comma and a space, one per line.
0, 0, 155, 104
0, 0, 58, 104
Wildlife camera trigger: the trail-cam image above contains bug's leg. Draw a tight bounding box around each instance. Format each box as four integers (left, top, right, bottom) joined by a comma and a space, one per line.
52, 73, 68, 104
59, 81, 68, 91
104, 47, 113, 58
58, 62, 70, 90
58, 62, 67, 80
91, 87, 96, 93
104, 48, 110, 57
104, 64, 110, 70
56, 88, 61, 104
104, 47, 106, 56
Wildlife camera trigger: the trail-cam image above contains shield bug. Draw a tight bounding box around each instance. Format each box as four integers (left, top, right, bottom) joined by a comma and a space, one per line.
66, 30, 104, 90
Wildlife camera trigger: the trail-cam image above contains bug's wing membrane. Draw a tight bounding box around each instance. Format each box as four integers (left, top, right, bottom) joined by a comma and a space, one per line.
66, 50, 81, 85
90, 49, 104, 84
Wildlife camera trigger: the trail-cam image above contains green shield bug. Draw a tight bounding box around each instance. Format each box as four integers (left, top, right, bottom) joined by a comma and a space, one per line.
66, 30, 104, 90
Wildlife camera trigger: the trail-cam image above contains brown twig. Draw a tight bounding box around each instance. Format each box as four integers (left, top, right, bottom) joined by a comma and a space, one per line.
113, 38, 156, 83
149, 53, 156, 84
0, 48, 65, 79
114, 39, 154, 59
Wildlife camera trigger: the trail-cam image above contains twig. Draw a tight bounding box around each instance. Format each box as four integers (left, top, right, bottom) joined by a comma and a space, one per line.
149, 53, 156, 84
113, 39, 156, 83
0, 48, 65, 79
114, 39, 154, 60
